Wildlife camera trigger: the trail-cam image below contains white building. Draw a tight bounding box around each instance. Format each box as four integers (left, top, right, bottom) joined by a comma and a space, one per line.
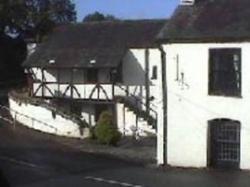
157, 0, 250, 169
15, 20, 166, 138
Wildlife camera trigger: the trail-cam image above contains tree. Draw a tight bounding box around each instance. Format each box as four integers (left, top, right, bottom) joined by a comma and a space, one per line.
0, 0, 76, 41
0, 0, 76, 86
0, 34, 27, 86
83, 11, 118, 22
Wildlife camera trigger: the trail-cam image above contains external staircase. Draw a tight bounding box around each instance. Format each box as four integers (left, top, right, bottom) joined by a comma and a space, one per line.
114, 85, 157, 136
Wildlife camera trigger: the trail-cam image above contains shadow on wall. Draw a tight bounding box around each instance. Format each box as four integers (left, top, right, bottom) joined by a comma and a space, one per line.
123, 50, 153, 86
0, 170, 10, 187
122, 50, 153, 99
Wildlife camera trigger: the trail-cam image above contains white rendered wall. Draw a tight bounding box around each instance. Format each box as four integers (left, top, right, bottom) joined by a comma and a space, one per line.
122, 49, 162, 112
158, 42, 250, 169
30, 48, 162, 139
9, 98, 88, 138
116, 103, 156, 137
81, 103, 114, 127
81, 104, 95, 126
123, 49, 146, 86
31, 49, 162, 110
31, 68, 110, 83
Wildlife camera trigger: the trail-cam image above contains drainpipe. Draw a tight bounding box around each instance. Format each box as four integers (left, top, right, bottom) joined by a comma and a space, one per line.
159, 46, 167, 165
145, 48, 150, 117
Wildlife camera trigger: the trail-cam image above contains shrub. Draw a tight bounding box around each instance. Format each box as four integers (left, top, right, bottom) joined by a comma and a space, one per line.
89, 126, 96, 140
94, 111, 121, 145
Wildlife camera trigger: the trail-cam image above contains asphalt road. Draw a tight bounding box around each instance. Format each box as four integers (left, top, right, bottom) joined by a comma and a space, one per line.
1, 119, 250, 187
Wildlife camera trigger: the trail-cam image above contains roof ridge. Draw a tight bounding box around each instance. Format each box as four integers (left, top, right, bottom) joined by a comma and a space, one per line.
59, 19, 167, 27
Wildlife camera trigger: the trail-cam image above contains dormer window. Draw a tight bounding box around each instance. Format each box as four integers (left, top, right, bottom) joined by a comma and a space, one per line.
180, 0, 195, 5
209, 48, 241, 97
90, 59, 96, 64
49, 59, 55, 64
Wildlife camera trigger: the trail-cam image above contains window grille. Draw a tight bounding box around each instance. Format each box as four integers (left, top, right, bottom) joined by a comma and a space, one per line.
209, 119, 240, 168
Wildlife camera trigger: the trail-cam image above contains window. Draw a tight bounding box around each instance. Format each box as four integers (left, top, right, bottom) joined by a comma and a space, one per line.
151, 66, 157, 80
209, 48, 241, 97
110, 67, 122, 83
87, 69, 98, 83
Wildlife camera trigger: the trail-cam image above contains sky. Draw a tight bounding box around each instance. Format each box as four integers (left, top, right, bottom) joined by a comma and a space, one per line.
74, 0, 179, 22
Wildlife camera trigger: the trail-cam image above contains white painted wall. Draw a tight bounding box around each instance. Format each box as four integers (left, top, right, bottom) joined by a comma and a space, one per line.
81, 103, 113, 127
9, 98, 89, 138
123, 49, 146, 85
29, 47, 163, 140
31, 68, 110, 83
31, 48, 162, 106
81, 104, 95, 126
158, 42, 250, 169
116, 103, 156, 137
122, 49, 162, 112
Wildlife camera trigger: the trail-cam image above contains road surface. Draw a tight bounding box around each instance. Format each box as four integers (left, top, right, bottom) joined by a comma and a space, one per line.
1, 117, 250, 187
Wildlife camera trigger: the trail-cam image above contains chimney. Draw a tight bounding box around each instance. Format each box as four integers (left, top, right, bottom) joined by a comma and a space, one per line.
180, 0, 195, 5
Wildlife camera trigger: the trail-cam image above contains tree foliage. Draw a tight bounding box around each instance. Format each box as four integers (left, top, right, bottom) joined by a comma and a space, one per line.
0, 0, 76, 86
0, 34, 26, 85
83, 11, 118, 22
0, 0, 76, 41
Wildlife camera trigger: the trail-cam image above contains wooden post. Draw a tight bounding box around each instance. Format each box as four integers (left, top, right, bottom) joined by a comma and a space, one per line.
126, 86, 129, 96
97, 84, 100, 101
13, 112, 17, 130
41, 68, 45, 97
123, 104, 126, 136
112, 84, 115, 99
135, 99, 139, 134
70, 69, 73, 99
57, 68, 60, 97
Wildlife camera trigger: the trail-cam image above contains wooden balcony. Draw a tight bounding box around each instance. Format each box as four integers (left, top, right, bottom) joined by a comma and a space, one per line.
32, 82, 147, 102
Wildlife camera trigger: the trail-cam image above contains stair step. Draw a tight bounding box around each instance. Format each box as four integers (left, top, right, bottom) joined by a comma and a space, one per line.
117, 96, 156, 128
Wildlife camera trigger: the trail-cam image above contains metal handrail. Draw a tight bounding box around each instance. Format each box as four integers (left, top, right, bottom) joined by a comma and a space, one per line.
9, 91, 84, 124
0, 104, 58, 132
114, 84, 158, 119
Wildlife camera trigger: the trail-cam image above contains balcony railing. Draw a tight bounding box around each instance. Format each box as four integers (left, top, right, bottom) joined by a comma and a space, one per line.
32, 82, 147, 101
32, 82, 158, 126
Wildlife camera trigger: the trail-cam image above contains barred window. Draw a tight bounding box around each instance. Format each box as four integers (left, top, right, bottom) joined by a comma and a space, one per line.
209, 48, 241, 97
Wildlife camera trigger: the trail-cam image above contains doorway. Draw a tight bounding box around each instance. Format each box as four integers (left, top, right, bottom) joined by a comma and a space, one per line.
208, 119, 241, 169
95, 104, 109, 122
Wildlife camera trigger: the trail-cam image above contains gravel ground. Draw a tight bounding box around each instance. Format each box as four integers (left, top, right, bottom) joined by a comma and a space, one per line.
53, 135, 156, 165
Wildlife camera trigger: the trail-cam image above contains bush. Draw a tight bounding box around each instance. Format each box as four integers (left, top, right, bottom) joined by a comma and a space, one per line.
89, 126, 96, 140
94, 111, 121, 145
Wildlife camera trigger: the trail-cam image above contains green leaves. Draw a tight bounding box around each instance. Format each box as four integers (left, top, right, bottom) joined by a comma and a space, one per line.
0, 0, 76, 41
94, 111, 121, 146
83, 11, 118, 22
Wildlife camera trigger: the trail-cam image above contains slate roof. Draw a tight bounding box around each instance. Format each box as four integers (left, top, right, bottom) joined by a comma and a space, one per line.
24, 19, 166, 68
158, 0, 250, 43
